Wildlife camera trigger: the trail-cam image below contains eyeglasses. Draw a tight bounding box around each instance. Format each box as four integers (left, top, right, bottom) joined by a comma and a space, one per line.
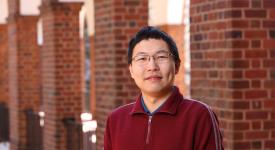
131, 51, 174, 66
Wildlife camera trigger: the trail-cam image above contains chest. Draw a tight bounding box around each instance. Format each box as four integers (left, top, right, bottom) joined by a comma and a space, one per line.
112, 115, 196, 150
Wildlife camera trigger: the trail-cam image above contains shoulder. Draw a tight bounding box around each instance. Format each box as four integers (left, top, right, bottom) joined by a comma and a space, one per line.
180, 97, 220, 125
177, 97, 219, 123
180, 97, 212, 113
108, 102, 135, 120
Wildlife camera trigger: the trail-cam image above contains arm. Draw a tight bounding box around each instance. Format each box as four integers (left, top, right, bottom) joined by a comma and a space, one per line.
104, 116, 112, 150
194, 106, 224, 150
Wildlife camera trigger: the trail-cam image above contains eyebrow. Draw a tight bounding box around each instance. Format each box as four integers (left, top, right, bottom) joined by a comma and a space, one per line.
134, 50, 169, 56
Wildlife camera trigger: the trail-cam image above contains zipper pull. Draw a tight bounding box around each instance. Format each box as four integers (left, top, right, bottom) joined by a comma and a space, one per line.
146, 115, 152, 144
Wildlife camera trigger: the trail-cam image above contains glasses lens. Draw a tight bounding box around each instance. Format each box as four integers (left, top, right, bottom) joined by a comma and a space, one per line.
132, 51, 172, 65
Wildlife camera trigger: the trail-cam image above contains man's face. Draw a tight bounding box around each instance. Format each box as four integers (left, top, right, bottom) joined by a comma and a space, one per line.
129, 39, 177, 96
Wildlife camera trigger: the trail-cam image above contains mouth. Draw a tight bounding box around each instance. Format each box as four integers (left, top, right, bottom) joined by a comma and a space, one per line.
145, 75, 162, 81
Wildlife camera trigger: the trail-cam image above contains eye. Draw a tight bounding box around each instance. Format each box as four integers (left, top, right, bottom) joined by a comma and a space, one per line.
134, 56, 148, 62
157, 55, 168, 58
156, 54, 169, 60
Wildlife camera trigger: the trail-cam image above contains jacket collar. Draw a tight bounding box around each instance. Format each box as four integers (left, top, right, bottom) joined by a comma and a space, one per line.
130, 86, 182, 116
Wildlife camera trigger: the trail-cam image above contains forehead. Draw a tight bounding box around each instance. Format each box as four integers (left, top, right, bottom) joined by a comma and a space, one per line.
132, 39, 169, 55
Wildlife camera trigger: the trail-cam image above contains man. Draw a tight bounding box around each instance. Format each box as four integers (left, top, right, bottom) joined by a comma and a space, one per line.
104, 26, 224, 150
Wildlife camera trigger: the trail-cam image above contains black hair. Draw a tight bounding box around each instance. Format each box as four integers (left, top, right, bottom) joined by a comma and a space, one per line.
128, 26, 181, 70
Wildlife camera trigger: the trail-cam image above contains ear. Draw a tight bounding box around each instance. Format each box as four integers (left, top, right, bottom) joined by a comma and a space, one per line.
129, 64, 134, 78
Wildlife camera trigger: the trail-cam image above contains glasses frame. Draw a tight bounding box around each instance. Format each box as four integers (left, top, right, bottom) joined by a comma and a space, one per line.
131, 51, 174, 66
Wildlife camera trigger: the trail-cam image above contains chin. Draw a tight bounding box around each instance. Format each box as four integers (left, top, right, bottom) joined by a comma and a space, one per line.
137, 82, 173, 94
144, 86, 170, 94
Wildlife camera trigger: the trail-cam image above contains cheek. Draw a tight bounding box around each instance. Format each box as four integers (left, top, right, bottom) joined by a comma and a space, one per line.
131, 67, 144, 80
162, 65, 176, 77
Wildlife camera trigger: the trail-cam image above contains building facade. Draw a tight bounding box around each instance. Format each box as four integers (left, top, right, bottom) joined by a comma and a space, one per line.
0, 0, 274, 150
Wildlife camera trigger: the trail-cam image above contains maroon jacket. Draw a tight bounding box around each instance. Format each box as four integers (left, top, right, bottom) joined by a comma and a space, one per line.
104, 87, 224, 150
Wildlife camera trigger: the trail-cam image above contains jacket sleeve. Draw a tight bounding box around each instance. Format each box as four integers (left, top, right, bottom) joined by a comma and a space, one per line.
104, 116, 112, 150
194, 106, 224, 150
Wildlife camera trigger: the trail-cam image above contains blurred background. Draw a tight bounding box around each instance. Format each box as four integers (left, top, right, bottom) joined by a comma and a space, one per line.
0, 0, 274, 150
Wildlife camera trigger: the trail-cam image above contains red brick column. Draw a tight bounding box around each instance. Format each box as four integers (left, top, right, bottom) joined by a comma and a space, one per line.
40, 1, 83, 150
190, 0, 275, 149
7, 2, 41, 150
93, 0, 148, 148
0, 24, 9, 105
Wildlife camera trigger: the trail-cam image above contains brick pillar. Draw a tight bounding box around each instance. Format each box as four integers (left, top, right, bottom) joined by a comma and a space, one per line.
0, 24, 9, 105
40, 1, 83, 150
7, 1, 41, 149
93, 0, 148, 148
190, 0, 275, 149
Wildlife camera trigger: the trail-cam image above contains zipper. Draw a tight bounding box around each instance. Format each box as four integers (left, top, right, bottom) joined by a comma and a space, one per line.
146, 115, 152, 144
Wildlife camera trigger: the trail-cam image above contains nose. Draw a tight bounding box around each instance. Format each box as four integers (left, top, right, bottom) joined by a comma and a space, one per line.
147, 56, 159, 71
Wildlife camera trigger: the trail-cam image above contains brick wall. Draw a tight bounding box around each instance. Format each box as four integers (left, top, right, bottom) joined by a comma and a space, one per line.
0, 24, 9, 105
7, 13, 41, 150
158, 24, 187, 95
40, 1, 83, 150
190, 0, 275, 149
93, 0, 148, 148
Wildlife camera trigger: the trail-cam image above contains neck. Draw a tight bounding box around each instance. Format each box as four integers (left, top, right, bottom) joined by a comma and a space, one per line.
142, 87, 174, 113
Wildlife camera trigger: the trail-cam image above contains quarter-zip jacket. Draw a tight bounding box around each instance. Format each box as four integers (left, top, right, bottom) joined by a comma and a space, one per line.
104, 87, 224, 150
